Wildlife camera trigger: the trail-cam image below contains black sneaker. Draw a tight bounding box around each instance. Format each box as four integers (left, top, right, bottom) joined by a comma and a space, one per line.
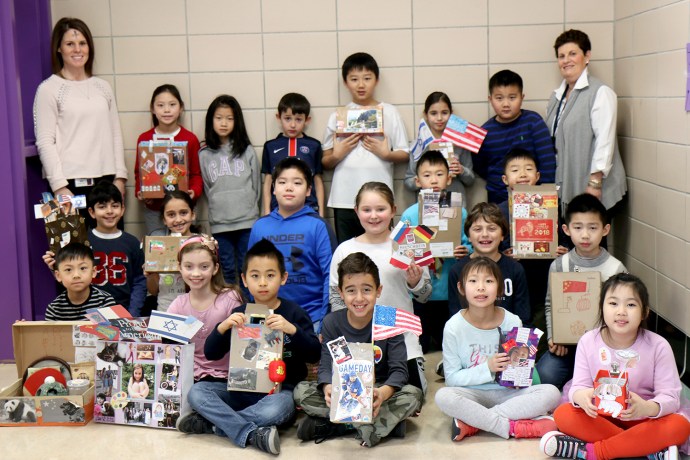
250, 426, 280, 455
176, 411, 214, 434
389, 420, 406, 438
540, 431, 587, 459
297, 416, 346, 443
435, 361, 444, 378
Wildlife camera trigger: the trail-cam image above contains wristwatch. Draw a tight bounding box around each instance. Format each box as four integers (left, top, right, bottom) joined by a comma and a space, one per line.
587, 179, 602, 190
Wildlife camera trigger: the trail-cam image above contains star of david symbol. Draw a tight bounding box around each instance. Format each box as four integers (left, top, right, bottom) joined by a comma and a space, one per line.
163, 320, 178, 332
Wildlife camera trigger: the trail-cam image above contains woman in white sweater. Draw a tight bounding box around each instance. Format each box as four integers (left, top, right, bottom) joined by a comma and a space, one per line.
33, 17, 126, 204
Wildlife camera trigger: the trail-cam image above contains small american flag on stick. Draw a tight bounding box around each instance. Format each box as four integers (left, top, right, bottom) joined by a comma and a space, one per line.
372, 305, 422, 341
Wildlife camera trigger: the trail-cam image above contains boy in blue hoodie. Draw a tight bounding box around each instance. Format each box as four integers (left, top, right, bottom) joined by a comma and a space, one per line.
248, 157, 337, 330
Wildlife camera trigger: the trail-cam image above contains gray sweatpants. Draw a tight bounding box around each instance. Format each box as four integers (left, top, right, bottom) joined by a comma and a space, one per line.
434, 384, 561, 439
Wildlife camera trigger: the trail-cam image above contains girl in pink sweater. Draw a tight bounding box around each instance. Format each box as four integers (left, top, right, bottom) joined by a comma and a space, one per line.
540, 273, 690, 460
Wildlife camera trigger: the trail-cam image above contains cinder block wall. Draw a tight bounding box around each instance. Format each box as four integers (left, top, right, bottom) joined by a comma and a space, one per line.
50, 0, 690, 338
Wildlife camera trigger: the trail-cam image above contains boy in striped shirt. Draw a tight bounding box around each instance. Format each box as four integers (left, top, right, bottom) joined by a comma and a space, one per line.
473, 70, 556, 204
45, 242, 115, 321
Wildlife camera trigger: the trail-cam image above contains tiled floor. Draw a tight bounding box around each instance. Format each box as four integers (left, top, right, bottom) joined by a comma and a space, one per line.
0, 353, 683, 459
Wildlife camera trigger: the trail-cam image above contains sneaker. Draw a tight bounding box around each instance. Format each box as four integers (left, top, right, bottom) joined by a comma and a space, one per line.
251, 426, 280, 455
436, 361, 445, 378
648, 445, 679, 460
540, 431, 588, 459
451, 418, 478, 442
176, 411, 214, 434
297, 416, 340, 443
512, 415, 558, 439
389, 420, 406, 438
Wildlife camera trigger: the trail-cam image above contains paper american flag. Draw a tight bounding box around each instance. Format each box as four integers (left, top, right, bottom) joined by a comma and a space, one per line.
441, 114, 488, 154
372, 305, 422, 340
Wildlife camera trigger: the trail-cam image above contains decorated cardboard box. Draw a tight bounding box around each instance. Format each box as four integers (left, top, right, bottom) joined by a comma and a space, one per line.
93, 340, 194, 429
497, 327, 542, 388
0, 321, 95, 426
144, 235, 190, 272
550, 271, 601, 344
390, 189, 463, 269
426, 141, 455, 164
335, 105, 384, 135
330, 342, 374, 424
509, 184, 559, 259
228, 304, 284, 394
45, 214, 90, 254
138, 138, 188, 199
418, 189, 463, 257
593, 369, 629, 418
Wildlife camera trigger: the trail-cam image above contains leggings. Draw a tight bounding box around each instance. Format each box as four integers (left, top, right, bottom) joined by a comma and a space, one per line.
554, 403, 690, 460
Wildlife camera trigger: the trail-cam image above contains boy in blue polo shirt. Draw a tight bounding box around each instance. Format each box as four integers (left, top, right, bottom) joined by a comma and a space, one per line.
262, 93, 324, 217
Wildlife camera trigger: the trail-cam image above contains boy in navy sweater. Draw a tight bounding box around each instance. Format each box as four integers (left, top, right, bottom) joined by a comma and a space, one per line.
177, 239, 320, 455
473, 70, 556, 204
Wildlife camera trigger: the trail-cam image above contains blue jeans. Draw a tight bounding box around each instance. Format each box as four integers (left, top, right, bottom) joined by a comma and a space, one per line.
187, 381, 295, 447
214, 229, 251, 289
535, 347, 576, 389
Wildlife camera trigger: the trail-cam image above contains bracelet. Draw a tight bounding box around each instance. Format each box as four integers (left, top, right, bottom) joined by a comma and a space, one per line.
587, 179, 602, 190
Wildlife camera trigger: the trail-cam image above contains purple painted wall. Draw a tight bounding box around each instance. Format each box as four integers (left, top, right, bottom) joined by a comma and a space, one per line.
0, 0, 54, 360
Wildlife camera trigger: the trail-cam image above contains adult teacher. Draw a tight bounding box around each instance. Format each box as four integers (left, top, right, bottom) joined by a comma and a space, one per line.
546, 29, 626, 213
34, 17, 126, 205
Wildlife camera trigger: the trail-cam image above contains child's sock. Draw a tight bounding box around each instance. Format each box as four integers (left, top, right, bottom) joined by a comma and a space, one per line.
586, 443, 596, 460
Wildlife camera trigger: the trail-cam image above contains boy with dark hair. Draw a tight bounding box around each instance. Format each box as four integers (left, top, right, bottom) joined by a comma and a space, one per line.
400, 150, 471, 352
447, 202, 530, 323
536, 193, 627, 388
262, 93, 324, 216
473, 69, 556, 204
45, 242, 116, 320
177, 238, 320, 455
322, 52, 410, 243
44, 180, 146, 314
293, 252, 423, 447
249, 157, 336, 330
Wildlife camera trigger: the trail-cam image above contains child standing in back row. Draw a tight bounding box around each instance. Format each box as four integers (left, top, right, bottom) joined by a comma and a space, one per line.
322, 52, 410, 243
199, 95, 260, 289
135, 84, 202, 234
404, 91, 475, 207
540, 273, 690, 460
262, 93, 324, 217
473, 70, 556, 204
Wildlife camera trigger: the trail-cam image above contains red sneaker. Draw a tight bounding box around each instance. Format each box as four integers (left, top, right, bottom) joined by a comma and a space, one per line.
512, 416, 558, 439
451, 418, 479, 442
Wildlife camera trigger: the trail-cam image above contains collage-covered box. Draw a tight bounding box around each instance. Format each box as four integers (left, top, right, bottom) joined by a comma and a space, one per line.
335, 105, 384, 135
330, 342, 374, 424
138, 138, 188, 199
93, 341, 194, 429
497, 327, 542, 388
594, 369, 629, 418
228, 304, 284, 394
418, 189, 463, 258
509, 184, 559, 259
550, 271, 601, 344
0, 321, 95, 427
144, 235, 190, 272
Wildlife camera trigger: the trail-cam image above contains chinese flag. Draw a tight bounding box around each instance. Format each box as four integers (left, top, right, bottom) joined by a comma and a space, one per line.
563, 280, 587, 293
